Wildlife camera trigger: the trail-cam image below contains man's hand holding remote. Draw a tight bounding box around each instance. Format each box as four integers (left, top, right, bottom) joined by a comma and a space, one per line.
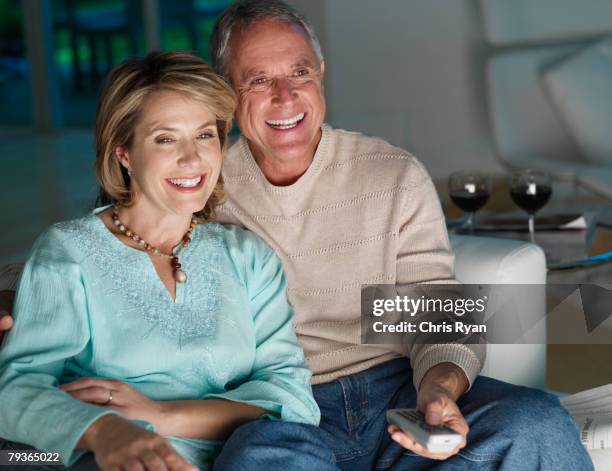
388, 362, 469, 460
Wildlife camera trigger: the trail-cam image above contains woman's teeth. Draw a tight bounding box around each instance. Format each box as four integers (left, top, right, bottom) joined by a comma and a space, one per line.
266, 113, 305, 130
168, 176, 202, 188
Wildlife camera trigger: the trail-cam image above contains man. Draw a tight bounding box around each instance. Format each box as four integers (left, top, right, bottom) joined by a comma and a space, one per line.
0, 1, 592, 470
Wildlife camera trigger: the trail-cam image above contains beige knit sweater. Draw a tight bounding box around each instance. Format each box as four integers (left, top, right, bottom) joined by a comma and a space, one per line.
217, 124, 485, 387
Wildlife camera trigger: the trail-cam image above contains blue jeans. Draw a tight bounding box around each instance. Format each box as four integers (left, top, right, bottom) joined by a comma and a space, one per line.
214, 358, 593, 470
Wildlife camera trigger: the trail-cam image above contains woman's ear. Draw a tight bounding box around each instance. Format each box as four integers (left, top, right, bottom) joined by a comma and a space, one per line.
115, 146, 131, 172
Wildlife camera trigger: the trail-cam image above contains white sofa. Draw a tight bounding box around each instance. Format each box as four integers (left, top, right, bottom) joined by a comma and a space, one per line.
450, 234, 547, 389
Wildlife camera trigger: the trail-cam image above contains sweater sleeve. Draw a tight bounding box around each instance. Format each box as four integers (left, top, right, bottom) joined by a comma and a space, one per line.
204, 234, 320, 426
395, 160, 485, 391
0, 229, 118, 466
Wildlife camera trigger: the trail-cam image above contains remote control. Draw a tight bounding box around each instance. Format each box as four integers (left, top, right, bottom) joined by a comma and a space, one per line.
386, 408, 462, 453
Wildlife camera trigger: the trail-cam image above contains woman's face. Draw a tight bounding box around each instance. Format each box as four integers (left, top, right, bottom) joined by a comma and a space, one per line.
117, 90, 222, 218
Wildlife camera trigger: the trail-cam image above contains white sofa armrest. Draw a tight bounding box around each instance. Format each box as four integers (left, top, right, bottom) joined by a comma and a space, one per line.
450, 234, 547, 388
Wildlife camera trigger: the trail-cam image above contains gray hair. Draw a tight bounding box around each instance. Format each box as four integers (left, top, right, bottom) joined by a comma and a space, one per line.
210, 0, 324, 79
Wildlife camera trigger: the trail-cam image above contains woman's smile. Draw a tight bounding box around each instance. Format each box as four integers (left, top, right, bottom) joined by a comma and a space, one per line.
165, 174, 207, 192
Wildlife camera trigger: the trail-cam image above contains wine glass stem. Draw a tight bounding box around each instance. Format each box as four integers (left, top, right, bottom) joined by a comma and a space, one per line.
466, 212, 474, 233
528, 215, 535, 243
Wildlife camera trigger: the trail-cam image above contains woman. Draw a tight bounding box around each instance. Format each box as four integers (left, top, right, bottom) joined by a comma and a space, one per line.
0, 52, 319, 470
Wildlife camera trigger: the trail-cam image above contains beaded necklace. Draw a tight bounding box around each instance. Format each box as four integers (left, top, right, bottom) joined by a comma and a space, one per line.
112, 207, 197, 283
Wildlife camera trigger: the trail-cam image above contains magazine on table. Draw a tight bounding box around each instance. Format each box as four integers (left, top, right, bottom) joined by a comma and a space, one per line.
561, 384, 612, 468
473, 213, 588, 232
452, 212, 597, 264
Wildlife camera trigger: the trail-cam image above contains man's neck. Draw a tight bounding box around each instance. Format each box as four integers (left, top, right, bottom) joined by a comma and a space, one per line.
254, 153, 312, 186
247, 130, 322, 186
249, 146, 316, 186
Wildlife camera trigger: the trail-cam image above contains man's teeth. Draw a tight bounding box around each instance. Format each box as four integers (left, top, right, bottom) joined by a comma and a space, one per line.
168, 176, 202, 188
266, 113, 304, 129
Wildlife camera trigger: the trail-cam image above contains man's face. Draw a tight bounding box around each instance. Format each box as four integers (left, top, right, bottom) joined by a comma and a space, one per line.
227, 20, 326, 165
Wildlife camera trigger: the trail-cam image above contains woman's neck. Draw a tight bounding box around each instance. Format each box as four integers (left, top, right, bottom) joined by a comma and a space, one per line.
114, 203, 193, 254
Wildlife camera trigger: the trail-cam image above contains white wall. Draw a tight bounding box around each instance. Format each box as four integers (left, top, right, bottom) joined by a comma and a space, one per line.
291, 0, 505, 179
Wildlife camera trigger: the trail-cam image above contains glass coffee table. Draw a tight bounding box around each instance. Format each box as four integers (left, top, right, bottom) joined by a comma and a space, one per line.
440, 176, 612, 273
439, 176, 612, 393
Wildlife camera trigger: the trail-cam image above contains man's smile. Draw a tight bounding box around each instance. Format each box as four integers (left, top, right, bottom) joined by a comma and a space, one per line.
265, 112, 305, 130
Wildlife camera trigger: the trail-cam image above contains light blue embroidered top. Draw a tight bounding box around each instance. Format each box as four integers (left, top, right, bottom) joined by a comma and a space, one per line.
0, 210, 319, 468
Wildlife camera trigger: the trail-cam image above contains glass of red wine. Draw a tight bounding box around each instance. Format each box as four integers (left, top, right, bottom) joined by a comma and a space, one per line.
448, 172, 491, 232
509, 170, 552, 243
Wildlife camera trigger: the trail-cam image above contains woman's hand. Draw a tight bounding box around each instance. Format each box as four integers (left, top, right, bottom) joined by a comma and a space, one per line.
80, 415, 197, 471
61, 378, 166, 431
63, 377, 269, 440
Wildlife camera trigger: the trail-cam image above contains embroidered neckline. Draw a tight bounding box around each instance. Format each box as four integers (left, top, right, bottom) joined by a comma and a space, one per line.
54, 211, 222, 345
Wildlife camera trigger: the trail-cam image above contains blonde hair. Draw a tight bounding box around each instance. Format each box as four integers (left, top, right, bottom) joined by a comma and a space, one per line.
95, 51, 236, 222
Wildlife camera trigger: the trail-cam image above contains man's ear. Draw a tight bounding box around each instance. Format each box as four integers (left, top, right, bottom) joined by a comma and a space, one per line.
115, 146, 131, 172
319, 60, 325, 80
